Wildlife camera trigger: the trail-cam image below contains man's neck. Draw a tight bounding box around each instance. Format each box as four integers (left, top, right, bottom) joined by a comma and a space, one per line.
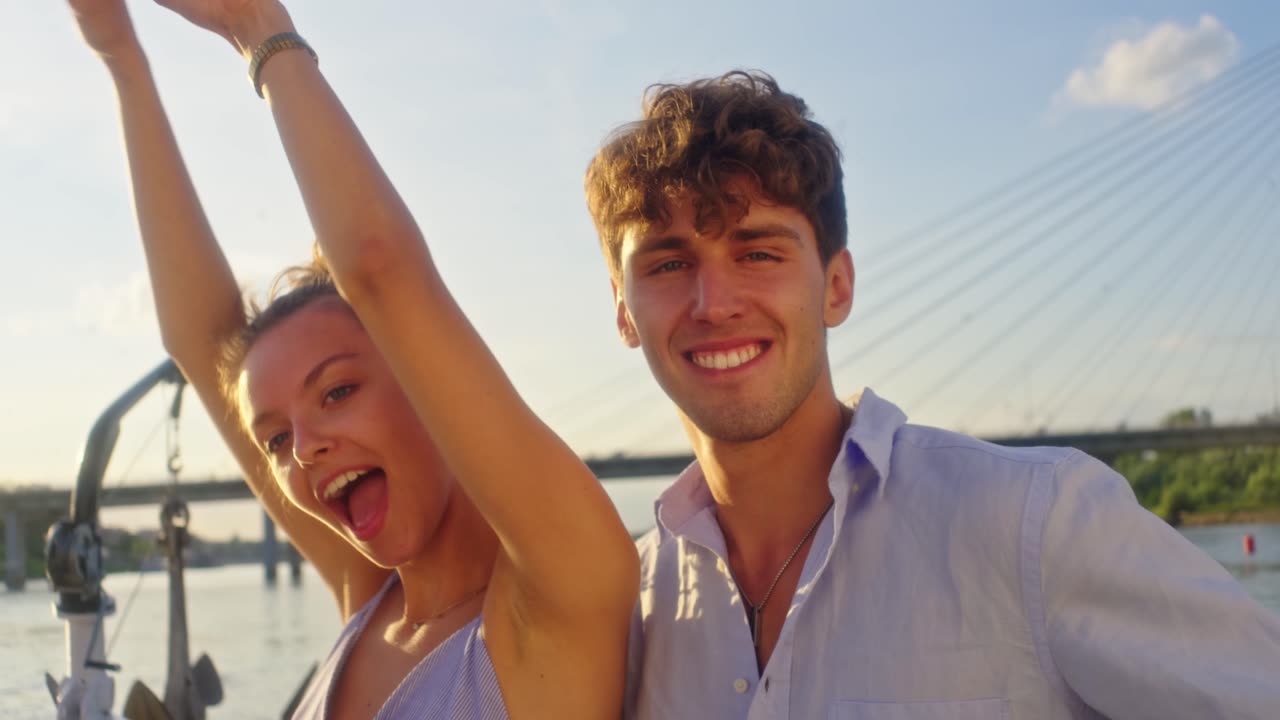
687, 382, 852, 566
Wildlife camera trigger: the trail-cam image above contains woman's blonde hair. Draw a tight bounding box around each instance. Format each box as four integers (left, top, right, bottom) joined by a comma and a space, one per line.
217, 245, 350, 409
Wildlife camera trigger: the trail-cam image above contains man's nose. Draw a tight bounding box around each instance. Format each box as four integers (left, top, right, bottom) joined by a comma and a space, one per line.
689, 263, 745, 324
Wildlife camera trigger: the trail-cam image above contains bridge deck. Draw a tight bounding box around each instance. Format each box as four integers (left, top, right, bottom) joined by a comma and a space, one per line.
4, 423, 1277, 514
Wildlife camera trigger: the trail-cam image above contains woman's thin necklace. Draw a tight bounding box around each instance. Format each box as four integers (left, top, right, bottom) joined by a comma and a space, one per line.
734, 499, 833, 649
410, 584, 488, 630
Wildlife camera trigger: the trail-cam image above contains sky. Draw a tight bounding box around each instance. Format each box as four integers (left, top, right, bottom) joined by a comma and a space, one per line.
3, 2, 1280, 536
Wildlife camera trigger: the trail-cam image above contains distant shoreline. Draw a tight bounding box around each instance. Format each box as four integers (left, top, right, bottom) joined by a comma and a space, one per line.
1176, 509, 1280, 527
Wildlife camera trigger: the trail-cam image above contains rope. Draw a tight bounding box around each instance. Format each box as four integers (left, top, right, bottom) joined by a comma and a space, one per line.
106, 557, 150, 657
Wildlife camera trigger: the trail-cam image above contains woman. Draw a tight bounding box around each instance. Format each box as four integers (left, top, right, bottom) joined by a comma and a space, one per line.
68, 1, 639, 718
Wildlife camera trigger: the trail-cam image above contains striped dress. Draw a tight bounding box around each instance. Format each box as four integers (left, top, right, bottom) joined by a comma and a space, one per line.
290, 574, 508, 719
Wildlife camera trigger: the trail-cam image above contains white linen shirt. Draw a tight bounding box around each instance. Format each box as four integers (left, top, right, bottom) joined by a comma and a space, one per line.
625, 389, 1280, 720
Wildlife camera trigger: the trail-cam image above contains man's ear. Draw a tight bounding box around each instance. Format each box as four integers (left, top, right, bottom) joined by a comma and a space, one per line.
613, 278, 641, 348
824, 248, 855, 328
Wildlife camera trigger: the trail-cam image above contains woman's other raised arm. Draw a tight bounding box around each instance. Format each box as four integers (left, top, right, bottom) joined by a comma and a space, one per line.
68, 0, 388, 619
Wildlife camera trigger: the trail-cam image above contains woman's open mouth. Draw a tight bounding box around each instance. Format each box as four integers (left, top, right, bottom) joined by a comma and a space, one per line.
321, 467, 389, 541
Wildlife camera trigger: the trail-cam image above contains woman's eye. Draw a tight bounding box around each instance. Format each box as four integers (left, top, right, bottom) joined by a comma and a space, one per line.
265, 432, 290, 454
324, 384, 356, 404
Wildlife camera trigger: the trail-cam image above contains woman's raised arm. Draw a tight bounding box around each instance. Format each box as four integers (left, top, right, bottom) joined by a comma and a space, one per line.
68, 0, 388, 619
153, 0, 638, 657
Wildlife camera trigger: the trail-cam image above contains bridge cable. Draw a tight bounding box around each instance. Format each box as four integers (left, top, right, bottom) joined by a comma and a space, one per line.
858, 44, 1280, 269
894, 94, 1280, 420
540, 364, 645, 422
1232, 231, 1280, 420
1203, 207, 1280, 417
1171, 203, 1280, 418
1033, 183, 1280, 431
961, 175, 1275, 431
828, 76, 1280, 381
829, 65, 1280, 374
901, 117, 1280, 417
617, 402, 689, 456
550, 371, 667, 439
854, 49, 1280, 302
1093, 172, 1280, 427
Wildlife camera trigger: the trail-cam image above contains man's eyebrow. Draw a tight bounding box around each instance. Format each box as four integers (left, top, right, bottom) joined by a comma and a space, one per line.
632, 234, 690, 254
248, 352, 358, 433
729, 223, 804, 245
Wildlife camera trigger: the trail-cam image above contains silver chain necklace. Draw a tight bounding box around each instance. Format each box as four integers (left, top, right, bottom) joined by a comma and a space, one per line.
410, 584, 488, 630
732, 498, 833, 648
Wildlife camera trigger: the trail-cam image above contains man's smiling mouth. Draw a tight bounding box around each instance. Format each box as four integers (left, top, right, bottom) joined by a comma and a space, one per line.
686, 341, 769, 370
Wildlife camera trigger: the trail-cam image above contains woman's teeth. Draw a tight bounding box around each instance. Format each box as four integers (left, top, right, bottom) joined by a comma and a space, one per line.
323, 469, 367, 501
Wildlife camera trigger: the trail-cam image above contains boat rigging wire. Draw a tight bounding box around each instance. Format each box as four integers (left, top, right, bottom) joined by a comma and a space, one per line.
106, 556, 151, 657
99, 383, 187, 658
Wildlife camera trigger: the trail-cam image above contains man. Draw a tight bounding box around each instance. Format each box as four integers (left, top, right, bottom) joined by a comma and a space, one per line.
585, 71, 1280, 719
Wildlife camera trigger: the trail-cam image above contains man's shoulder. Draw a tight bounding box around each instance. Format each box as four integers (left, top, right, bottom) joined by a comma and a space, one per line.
893, 422, 1084, 476
882, 423, 1122, 510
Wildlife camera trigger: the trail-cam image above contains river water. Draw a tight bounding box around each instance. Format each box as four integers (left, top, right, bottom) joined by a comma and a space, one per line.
4, 483, 1278, 719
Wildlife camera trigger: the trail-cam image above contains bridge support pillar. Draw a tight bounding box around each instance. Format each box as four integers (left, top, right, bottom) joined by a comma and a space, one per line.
286, 543, 303, 586
263, 510, 278, 585
4, 509, 26, 592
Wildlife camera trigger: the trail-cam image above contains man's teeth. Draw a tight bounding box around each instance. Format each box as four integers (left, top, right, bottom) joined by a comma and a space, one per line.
323, 469, 368, 501
691, 344, 763, 370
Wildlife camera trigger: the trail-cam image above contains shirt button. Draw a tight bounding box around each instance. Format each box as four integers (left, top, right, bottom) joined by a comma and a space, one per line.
733, 678, 749, 694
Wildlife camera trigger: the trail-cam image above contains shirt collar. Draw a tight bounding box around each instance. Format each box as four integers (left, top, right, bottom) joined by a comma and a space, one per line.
653, 387, 909, 538
845, 387, 907, 500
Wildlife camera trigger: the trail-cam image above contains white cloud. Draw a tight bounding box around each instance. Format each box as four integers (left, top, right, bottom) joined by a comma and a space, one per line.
1056, 15, 1240, 111
73, 271, 157, 338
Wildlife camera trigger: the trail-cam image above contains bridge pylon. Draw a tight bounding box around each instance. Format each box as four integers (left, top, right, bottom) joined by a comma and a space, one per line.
4, 509, 25, 591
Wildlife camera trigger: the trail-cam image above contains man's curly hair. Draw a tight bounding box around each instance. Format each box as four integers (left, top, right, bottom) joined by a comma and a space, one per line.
585, 70, 846, 276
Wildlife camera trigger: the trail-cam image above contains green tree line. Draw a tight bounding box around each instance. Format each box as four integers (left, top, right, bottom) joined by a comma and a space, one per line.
1111, 407, 1280, 524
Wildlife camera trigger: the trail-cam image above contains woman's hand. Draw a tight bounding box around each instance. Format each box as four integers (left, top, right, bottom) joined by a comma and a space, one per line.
68, 0, 143, 67
154, 0, 293, 57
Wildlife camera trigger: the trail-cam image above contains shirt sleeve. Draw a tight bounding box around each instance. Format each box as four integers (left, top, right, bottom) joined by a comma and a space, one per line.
1040, 450, 1280, 720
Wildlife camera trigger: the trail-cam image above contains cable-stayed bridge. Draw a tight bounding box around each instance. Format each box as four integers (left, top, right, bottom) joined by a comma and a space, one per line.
6, 45, 1280, 590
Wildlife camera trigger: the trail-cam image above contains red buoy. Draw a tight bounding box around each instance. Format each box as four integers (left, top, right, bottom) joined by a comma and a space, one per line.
1243, 534, 1256, 556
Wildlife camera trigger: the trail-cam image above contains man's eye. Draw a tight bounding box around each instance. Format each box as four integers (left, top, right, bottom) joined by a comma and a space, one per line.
743, 251, 780, 262
652, 260, 687, 274
324, 384, 356, 404
265, 432, 289, 454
